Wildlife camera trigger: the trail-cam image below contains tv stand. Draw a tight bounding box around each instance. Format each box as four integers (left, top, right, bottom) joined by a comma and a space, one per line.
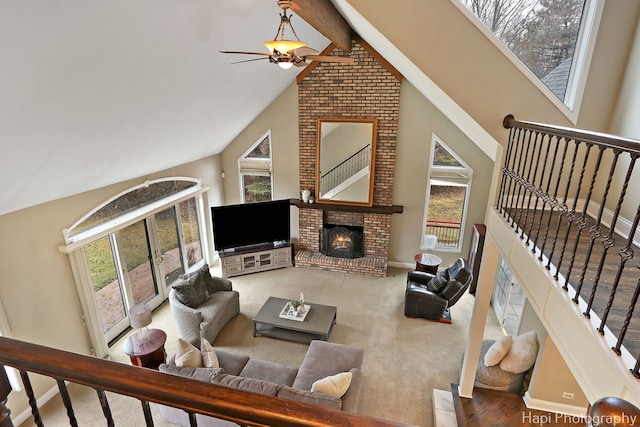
219, 243, 293, 277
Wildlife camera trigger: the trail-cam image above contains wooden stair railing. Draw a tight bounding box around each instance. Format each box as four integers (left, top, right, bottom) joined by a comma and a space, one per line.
0, 337, 410, 427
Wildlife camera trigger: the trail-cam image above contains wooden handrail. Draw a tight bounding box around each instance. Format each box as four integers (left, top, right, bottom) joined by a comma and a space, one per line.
0, 337, 410, 427
503, 114, 640, 154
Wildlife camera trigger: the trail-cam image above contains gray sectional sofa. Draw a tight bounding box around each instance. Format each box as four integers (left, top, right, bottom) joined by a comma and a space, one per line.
157, 340, 365, 427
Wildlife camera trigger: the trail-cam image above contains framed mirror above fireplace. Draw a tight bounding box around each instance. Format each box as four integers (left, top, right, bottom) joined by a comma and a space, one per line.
316, 118, 377, 207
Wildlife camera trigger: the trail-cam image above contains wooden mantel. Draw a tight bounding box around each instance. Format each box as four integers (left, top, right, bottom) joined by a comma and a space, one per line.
290, 199, 403, 215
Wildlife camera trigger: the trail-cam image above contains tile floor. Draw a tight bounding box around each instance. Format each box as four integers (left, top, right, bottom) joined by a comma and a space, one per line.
433, 389, 458, 427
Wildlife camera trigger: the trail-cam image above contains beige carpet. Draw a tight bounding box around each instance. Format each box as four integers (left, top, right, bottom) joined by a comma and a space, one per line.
20, 265, 505, 427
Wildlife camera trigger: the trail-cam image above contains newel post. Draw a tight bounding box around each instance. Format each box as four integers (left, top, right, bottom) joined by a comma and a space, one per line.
0, 366, 14, 427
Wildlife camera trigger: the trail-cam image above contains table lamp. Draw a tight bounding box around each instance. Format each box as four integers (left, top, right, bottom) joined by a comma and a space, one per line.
129, 303, 152, 343
423, 234, 438, 261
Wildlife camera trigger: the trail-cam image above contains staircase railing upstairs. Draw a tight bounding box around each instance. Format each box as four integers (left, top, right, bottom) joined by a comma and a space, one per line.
320, 144, 370, 196
499, 115, 640, 379
0, 337, 409, 427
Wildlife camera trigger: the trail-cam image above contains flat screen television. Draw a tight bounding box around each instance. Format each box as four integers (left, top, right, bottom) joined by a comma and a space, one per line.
211, 199, 291, 252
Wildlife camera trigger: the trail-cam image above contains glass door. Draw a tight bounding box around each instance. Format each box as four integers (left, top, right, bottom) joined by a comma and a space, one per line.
118, 220, 163, 308
83, 197, 207, 345
86, 219, 166, 343
153, 207, 185, 289
180, 198, 204, 270
86, 236, 127, 336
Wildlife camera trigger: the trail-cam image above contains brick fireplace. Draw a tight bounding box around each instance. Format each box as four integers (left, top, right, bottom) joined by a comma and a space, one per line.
294, 39, 402, 277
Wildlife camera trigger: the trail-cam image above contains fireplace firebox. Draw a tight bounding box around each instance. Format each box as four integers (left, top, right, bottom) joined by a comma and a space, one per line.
319, 224, 364, 259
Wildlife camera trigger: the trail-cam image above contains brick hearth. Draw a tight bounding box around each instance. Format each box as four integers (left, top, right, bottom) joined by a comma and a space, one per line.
295, 39, 401, 277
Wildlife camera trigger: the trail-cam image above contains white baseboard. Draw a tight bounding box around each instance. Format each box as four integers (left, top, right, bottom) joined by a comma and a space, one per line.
12, 384, 59, 426
523, 391, 588, 418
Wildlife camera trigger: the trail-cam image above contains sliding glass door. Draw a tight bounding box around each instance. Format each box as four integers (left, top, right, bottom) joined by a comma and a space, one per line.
86, 236, 126, 335
85, 204, 204, 344
154, 207, 185, 288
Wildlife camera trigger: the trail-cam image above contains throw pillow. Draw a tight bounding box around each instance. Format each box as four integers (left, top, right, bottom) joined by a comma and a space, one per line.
201, 338, 220, 368
500, 330, 539, 374
182, 265, 232, 295
172, 272, 208, 308
175, 339, 203, 368
484, 335, 513, 367
190, 265, 216, 295
426, 273, 449, 293
310, 372, 352, 398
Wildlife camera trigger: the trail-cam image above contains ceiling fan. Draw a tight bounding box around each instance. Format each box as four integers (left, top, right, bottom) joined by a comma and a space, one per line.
220, 0, 355, 69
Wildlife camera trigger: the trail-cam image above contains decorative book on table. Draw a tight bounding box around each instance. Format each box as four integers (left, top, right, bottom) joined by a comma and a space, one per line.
279, 302, 310, 321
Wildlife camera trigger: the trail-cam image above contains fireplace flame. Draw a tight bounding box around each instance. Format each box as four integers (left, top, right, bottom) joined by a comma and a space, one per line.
331, 234, 352, 249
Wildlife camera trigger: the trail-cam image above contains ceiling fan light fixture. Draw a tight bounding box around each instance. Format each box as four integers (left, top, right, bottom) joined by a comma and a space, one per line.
263, 40, 307, 54
221, 0, 355, 69
278, 59, 294, 69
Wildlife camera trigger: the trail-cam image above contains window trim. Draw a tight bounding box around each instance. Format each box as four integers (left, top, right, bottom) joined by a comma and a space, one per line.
422, 134, 473, 253
450, 0, 605, 123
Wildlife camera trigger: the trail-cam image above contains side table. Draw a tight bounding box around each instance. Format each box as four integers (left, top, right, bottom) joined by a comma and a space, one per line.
414, 253, 442, 274
123, 328, 167, 370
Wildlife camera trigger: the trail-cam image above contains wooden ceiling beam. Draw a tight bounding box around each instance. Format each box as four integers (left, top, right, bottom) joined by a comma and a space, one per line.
291, 0, 352, 52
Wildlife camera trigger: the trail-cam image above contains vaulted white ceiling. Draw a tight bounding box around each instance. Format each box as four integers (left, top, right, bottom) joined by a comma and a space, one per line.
0, 1, 333, 215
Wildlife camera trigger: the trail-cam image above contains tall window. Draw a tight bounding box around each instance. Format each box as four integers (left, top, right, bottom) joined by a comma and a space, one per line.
422, 135, 472, 252
239, 131, 272, 203
457, 0, 600, 111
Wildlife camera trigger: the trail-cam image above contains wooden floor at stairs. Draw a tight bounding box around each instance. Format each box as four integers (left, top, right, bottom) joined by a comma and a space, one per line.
449, 385, 586, 426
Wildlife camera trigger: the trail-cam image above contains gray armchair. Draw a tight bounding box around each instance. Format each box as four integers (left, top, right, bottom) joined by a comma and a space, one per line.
169, 265, 240, 345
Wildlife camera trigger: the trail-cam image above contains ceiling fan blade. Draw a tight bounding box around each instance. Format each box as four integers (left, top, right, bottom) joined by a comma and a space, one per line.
230, 57, 270, 64
292, 46, 319, 56
219, 50, 273, 57
304, 55, 356, 63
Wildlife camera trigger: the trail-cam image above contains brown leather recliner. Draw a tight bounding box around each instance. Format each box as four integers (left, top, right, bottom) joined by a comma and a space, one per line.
404, 258, 473, 320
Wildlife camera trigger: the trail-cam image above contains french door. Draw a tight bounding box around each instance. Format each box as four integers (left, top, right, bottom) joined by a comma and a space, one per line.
86, 203, 204, 344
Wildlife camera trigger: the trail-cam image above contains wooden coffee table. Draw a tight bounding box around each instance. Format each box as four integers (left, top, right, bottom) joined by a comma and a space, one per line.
252, 296, 337, 344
